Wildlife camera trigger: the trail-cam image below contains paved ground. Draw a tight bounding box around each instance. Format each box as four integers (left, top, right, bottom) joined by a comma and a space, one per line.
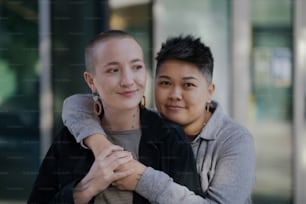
249, 120, 293, 204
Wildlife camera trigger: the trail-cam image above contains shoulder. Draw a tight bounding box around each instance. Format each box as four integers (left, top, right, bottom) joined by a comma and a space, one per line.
52, 127, 89, 156
214, 115, 254, 155
54, 126, 76, 144
209, 102, 253, 145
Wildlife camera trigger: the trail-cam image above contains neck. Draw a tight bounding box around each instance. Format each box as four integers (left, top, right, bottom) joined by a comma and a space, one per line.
183, 111, 211, 140
101, 107, 140, 131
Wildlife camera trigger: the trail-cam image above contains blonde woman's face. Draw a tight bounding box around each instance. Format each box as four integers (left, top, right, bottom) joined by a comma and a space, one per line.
88, 37, 147, 111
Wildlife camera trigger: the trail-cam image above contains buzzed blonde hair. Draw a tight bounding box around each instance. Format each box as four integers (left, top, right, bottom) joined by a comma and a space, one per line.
85, 30, 134, 74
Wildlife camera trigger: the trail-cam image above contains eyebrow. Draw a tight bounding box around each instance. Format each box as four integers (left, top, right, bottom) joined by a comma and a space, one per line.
103, 58, 143, 67
131, 59, 143, 63
158, 75, 199, 81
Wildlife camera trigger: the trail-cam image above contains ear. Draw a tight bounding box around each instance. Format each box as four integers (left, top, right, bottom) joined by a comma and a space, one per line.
207, 83, 215, 100
83, 71, 96, 92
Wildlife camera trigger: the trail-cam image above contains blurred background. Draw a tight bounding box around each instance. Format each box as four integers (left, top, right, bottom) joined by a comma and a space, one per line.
0, 0, 305, 203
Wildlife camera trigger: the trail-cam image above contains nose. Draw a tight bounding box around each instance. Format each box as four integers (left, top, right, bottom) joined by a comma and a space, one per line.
120, 68, 134, 87
168, 87, 182, 101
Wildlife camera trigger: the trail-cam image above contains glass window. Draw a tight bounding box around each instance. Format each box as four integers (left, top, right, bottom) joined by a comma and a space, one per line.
154, 0, 231, 113
51, 0, 107, 134
250, 0, 293, 203
0, 1, 39, 201
109, 0, 153, 106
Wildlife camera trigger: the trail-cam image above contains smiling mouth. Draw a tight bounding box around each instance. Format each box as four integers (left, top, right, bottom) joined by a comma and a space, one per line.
165, 105, 184, 110
119, 90, 137, 97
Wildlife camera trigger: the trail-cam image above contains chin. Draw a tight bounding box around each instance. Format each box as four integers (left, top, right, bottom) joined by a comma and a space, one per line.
163, 115, 183, 125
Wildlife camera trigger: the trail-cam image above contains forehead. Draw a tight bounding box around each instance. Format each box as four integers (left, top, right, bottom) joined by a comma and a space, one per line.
93, 37, 144, 63
157, 59, 202, 76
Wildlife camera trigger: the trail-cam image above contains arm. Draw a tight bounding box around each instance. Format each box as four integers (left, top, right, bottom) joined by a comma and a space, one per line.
28, 130, 135, 204
61, 94, 146, 191
114, 119, 205, 202
62, 94, 114, 157
73, 146, 135, 204
134, 130, 256, 204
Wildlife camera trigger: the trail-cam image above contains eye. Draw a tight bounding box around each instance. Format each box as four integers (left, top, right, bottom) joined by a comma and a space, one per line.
106, 67, 119, 73
183, 82, 195, 88
158, 80, 171, 86
132, 64, 144, 71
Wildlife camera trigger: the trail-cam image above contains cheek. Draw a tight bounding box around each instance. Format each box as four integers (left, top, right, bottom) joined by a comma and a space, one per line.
136, 72, 147, 87
186, 91, 206, 106
154, 87, 166, 102
93, 78, 111, 94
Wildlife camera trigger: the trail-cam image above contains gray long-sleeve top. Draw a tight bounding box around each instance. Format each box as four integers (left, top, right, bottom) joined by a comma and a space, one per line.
62, 94, 256, 204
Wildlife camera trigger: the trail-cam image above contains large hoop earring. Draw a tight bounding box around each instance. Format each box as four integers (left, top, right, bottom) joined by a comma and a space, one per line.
92, 92, 103, 116
140, 96, 146, 109
205, 102, 211, 113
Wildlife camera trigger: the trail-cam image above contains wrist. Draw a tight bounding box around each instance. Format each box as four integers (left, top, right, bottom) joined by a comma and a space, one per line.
74, 179, 95, 204
84, 134, 112, 157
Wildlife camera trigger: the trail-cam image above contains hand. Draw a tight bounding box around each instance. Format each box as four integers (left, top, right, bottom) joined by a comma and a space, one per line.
73, 146, 134, 204
112, 159, 146, 191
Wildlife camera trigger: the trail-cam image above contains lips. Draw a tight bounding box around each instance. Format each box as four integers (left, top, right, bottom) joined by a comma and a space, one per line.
118, 90, 137, 97
165, 104, 184, 110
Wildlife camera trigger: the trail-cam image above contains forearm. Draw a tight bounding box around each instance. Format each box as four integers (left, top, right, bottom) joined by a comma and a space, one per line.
62, 94, 106, 143
135, 167, 205, 204
84, 134, 113, 157
61, 94, 117, 156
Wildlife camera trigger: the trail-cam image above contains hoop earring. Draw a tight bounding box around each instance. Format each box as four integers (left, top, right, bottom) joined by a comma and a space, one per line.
92, 92, 103, 116
205, 102, 211, 113
140, 96, 146, 109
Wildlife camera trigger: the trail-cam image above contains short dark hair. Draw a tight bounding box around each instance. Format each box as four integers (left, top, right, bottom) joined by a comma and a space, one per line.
155, 35, 214, 84
85, 30, 133, 73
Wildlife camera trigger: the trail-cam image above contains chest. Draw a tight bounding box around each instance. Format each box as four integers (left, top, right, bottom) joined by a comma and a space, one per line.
192, 140, 219, 191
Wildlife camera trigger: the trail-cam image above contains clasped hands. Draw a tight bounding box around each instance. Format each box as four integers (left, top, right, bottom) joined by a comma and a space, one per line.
74, 144, 146, 204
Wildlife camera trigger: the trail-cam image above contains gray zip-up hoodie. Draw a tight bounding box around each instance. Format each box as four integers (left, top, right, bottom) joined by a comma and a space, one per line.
62, 94, 256, 204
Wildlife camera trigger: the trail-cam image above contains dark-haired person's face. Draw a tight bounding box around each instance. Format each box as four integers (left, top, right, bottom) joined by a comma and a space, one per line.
84, 37, 146, 112
155, 59, 214, 134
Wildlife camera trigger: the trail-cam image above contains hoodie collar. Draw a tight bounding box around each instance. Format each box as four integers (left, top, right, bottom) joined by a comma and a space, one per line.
192, 101, 224, 142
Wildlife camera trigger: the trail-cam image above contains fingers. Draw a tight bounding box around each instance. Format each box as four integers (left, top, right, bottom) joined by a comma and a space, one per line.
81, 161, 133, 194
106, 151, 133, 169
97, 145, 125, 159
80, 148, 135, 195
111, 168, 135, 189
112, 169, 135, 181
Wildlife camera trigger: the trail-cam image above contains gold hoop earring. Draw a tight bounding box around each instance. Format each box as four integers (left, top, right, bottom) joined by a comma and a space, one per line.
140, 96, 146, 109
205, 102, 211, 113
93, 92, 103, 116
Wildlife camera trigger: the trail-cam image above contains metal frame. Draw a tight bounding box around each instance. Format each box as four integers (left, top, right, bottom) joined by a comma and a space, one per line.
39, 0, 52, 159
293, 0, 306, 203
230, 0, 251, 125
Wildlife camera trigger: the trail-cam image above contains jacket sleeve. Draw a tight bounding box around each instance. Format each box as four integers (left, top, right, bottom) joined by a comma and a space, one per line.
61, 93, 106, 146
135, 167, 204, 204
27, 137, 78, 204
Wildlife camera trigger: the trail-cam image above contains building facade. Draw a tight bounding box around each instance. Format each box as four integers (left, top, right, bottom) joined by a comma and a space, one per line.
0, 0, 305, 203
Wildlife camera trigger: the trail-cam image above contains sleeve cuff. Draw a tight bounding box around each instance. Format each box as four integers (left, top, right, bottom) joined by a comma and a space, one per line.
135, 167, 172, 202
